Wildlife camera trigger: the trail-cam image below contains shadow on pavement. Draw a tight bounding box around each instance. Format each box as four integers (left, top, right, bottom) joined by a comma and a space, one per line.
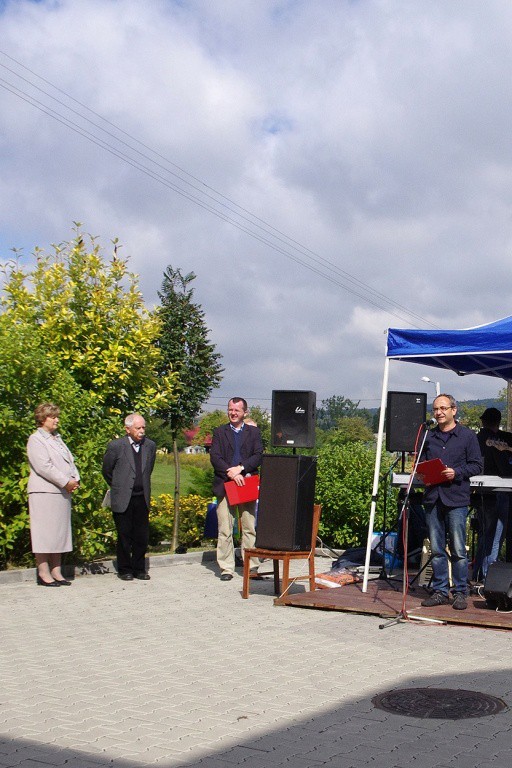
2, 667, 511, 768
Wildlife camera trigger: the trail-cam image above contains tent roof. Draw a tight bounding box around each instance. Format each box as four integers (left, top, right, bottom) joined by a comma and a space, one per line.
386, 315, 512, 382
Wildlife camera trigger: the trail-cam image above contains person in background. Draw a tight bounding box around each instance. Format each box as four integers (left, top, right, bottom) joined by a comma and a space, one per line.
420, 394, 483, 610
474, 407, 512, 582
210, 398, 263, 581
102, 413, 156, 581
27, 403, 80, 586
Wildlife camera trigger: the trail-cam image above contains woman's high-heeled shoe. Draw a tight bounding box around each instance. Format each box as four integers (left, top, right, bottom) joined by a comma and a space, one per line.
36, 575, 61, 587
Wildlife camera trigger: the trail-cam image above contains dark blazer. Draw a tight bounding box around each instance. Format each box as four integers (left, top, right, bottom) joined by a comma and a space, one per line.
210, 423, 263, 499
102, 435, 157, 514
421, 423, 483, 508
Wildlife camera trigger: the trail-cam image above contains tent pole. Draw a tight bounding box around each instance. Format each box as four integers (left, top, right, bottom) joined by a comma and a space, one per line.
362, 354, 390, 592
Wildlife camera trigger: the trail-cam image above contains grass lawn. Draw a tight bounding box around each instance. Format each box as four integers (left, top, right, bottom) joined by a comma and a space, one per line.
151, 456, 200, 498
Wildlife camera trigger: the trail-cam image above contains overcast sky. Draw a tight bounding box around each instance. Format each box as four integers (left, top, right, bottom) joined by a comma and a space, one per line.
2, 0, 512, 413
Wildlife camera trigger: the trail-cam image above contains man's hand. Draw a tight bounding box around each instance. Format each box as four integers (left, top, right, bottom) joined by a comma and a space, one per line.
65, 479, 80, 493
227, 465, 245, 485
441, 467, 455, 481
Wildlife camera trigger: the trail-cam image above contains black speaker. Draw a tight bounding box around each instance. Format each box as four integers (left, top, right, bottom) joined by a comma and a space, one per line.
386, 391, 427, 452
271, 390, 316, 448
256, 454, 317, 550
483, 561, 512, 610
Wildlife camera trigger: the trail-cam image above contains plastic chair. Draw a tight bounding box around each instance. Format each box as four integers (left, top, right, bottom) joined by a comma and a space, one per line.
242, 504, 322, 598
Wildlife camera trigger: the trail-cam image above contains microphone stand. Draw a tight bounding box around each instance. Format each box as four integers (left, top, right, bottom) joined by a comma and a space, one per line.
379, 422, 445, 629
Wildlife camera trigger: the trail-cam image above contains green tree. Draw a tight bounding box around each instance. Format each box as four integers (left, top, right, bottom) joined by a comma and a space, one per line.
357, 407, 374, 430
194, 409, 228, 445
317, 395, 361, 431
145, 416, 182, 452
155, 266, 223, 551
244, 405, 271, 450
324, 417, 374, 446
457, 404, 482, 432
3, 230, 178, 414
0, 228, 179, 567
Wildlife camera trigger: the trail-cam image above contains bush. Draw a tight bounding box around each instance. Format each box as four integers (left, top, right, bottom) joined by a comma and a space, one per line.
315, 441, 396, 548
149, 493, 211, 548
71, 503, 117, 562
178, 452, 214, 496
179, 453, 212, 471
0, 230, 179, 569
184, 464, 214, 497
0, 317, 119, 567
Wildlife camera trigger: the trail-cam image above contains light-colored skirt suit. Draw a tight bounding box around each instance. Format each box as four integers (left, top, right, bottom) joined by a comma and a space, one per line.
27, 429, 80, 553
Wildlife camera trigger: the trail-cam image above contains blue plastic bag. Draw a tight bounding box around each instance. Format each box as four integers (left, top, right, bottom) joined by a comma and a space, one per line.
203, 500, 218, 538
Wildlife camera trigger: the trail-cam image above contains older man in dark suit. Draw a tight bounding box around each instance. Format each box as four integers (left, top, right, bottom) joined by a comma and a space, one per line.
210, 397, 263, 581
102, 413, 156, 581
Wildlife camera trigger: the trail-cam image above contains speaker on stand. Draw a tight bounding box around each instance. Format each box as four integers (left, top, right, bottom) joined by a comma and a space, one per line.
385, 391, 427, 453
271, 390, 316, 449
256, 454, 317, 550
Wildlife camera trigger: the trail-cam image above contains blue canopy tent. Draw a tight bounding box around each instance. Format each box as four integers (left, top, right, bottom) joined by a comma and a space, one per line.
362, 315, 512, 591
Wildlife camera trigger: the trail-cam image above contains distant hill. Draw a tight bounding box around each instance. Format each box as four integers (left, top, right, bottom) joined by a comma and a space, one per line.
365, 398, 505, 415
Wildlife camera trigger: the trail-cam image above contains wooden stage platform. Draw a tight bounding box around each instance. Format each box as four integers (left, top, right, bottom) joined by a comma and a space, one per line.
275, 578, 512, 630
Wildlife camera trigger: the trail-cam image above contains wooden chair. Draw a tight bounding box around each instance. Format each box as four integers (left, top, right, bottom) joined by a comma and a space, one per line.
242, 504, 322, 599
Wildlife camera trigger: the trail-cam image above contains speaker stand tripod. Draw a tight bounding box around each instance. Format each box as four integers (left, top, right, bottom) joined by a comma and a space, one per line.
373, 455, 402, 591
407, 547, 434, 592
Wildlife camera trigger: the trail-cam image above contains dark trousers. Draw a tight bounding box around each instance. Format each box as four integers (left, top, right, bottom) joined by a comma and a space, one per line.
474, 494, 509, 580
113, 495, 149, 575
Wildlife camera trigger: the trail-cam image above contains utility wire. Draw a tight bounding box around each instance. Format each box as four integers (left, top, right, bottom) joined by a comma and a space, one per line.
0, 50, 438, 329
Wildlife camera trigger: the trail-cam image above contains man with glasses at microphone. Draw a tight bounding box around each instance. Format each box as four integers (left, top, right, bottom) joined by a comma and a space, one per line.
420, 394, 483, 610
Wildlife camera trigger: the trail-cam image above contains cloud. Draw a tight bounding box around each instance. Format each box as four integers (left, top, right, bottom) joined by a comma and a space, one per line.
1, 0, 512, 411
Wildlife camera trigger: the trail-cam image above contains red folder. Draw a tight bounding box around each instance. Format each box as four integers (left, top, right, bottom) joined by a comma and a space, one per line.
415, 458, 447, 486
224, 475, 260, 505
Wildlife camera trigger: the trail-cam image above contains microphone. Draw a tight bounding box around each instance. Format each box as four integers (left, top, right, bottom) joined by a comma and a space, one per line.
424, 417, 437, 426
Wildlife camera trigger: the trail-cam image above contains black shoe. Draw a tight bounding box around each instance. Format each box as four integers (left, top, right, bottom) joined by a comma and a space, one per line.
220, 572, 233, 581
53, 579, 72, 586
421, 591, 449, 607
452, 593, 468, 610
134, 572, 150, 580
118, 573, 134, 581
36, 575, 61, 587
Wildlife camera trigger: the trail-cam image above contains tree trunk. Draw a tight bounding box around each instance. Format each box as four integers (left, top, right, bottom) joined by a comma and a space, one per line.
171, 438, 180, 553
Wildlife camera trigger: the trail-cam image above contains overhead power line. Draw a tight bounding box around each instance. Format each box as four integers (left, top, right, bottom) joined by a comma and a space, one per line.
0, 49, 438, 330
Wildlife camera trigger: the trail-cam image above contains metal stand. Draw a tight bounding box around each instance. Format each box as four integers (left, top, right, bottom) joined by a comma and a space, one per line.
372, 455, 402, 590
379, 425, 445, 629
407, 547, 434, 591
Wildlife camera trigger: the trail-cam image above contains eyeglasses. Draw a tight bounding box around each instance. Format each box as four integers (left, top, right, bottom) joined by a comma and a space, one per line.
433, 406, 454, 413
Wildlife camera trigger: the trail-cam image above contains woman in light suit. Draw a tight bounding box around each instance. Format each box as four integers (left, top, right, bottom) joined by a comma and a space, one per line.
27, 403, 80, 586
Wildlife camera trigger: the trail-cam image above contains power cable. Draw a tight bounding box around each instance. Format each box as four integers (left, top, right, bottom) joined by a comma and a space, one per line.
0, 50, 438, 329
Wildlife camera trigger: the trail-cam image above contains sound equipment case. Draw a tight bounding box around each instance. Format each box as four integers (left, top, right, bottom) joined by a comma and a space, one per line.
271, 390, 316, 448
386, 391, 427, 453
255, 454, 317, 550
483, 561, 512, 610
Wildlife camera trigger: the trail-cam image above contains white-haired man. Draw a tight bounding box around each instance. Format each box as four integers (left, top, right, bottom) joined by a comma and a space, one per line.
102, 413, 156, 581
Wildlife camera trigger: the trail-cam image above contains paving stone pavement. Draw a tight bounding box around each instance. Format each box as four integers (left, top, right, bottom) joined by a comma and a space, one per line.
1, 555, 512, 768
